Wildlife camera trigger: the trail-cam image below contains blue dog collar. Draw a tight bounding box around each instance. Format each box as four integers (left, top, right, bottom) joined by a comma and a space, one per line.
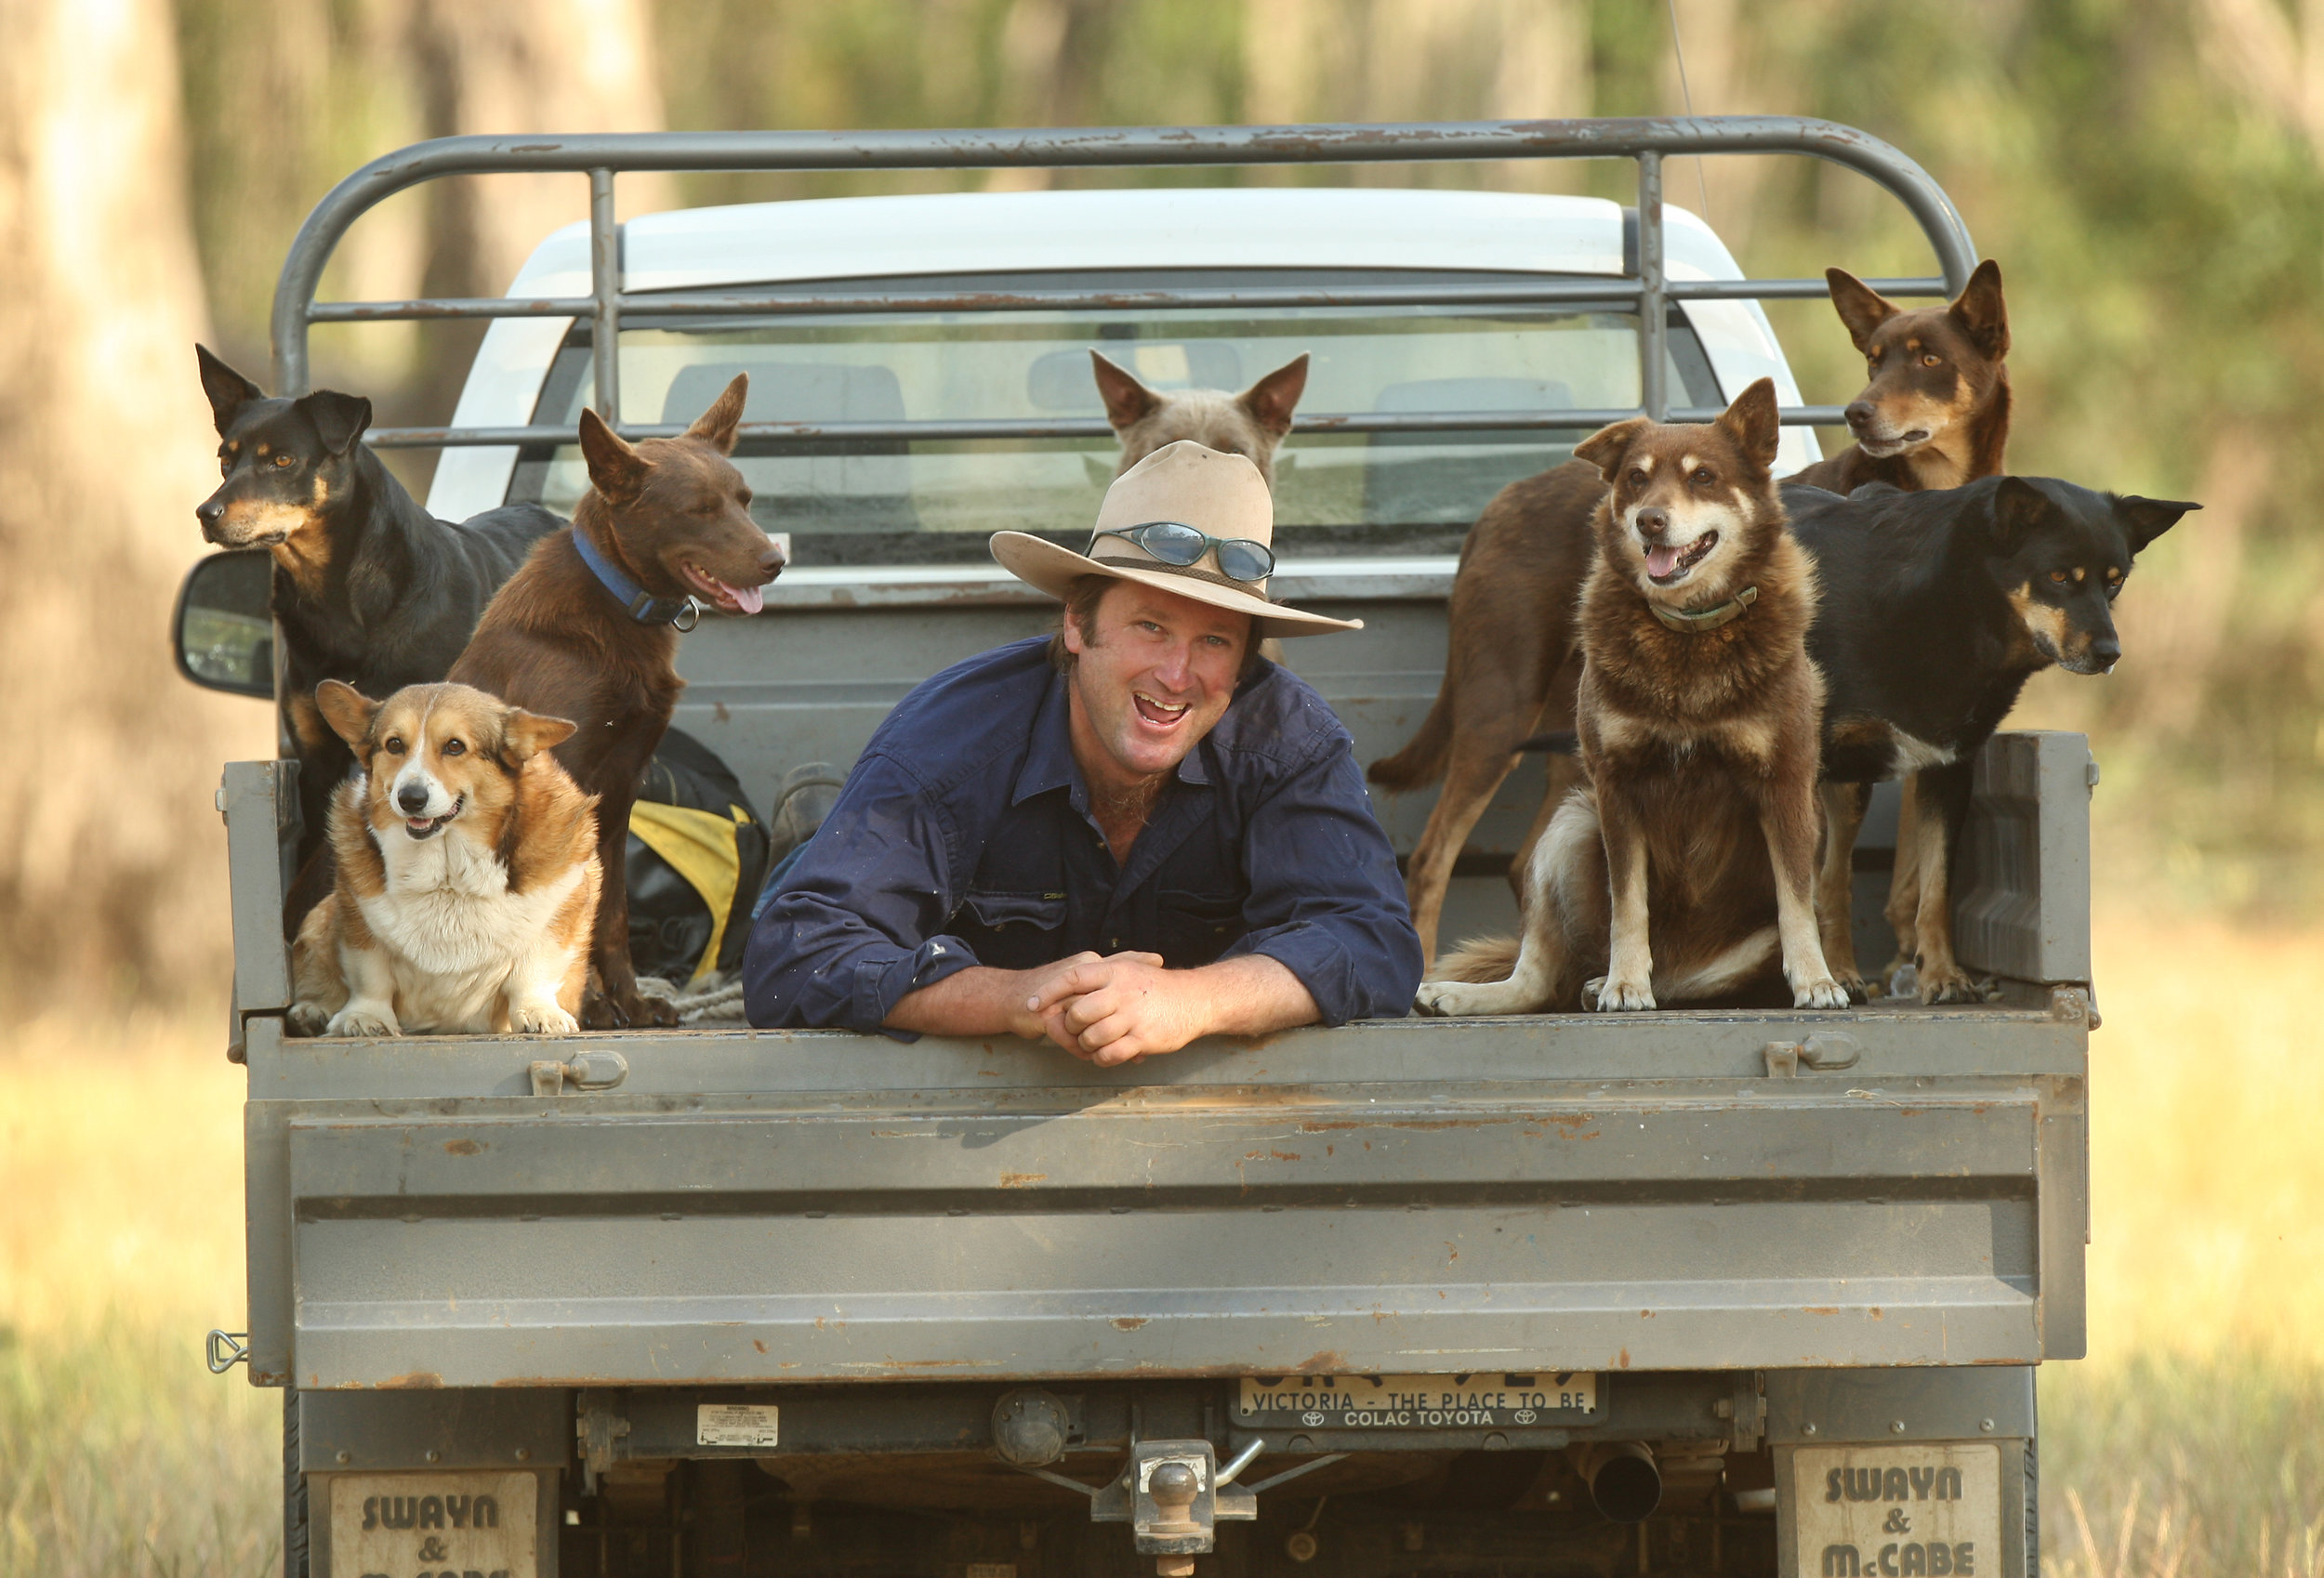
573, 526, 699, 629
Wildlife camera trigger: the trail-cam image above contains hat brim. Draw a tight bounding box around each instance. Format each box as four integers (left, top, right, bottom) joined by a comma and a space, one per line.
989, 532, 1363, 638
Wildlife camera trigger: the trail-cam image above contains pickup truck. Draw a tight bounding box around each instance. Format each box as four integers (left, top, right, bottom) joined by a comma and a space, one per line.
178, 121, 2090, 1578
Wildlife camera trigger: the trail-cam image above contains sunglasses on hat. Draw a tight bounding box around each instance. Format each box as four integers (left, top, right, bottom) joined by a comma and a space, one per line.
1091, 521, 1276, 585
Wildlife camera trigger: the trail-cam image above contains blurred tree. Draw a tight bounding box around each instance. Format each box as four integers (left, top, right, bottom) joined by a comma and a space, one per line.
0, 0, 270, 1006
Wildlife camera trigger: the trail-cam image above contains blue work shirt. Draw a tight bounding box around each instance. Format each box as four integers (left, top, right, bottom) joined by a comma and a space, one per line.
742, 636, 1422, 1034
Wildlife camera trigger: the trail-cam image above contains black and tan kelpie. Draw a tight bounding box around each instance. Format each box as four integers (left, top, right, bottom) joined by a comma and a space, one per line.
194, 346, 561, 926
1793, 476, 2198, 1002
451, 375, 786, 1029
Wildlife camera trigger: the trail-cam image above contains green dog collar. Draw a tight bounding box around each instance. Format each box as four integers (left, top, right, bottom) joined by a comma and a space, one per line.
1651, 583, 1758, 634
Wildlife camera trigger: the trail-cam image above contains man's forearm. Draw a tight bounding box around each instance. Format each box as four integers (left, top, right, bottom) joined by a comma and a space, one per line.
885, 966, 1035, 1037
1189, 953, 1319, 1039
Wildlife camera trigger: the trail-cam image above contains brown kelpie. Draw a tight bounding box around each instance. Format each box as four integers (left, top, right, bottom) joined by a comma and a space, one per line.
1091, 349, 1310, 488
450, 374, 785, 1028
1789, 260, 2011, 494
1415, 381, 1845, 1015
1372, 261, 2013, 964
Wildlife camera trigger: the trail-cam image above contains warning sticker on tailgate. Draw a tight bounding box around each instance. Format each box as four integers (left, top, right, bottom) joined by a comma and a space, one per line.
1237, 1372, 1597, 1428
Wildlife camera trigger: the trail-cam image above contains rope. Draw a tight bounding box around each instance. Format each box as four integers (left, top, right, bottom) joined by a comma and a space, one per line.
634, 970, 749, 1023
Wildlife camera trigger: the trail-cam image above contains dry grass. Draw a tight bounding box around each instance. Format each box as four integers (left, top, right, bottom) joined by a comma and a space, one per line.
0, 1009, 279, 1578
2, 914, 2320, 1575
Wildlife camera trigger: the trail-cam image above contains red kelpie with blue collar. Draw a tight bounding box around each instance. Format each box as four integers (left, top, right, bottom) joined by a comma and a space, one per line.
451, 374, 785, 1028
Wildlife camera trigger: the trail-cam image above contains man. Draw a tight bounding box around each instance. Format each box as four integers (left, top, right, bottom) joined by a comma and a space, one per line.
743, 440, 1422, 1064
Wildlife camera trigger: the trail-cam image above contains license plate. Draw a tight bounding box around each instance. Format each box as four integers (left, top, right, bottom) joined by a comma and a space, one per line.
1791, 1444, 2001, 1578
1236, 1372, 1598, 1429
329, 1471, 537, 1578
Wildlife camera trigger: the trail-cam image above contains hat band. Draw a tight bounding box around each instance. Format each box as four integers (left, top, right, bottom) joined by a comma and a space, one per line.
1091, 555, 1274, 602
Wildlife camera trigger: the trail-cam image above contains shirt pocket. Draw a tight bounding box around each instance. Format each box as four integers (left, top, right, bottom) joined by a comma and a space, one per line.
1155, 888, 1246, 966
960, 888, 1068, 933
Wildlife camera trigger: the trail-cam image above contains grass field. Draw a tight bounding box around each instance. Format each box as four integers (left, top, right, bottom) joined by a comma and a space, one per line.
3, 916, 2320, 1576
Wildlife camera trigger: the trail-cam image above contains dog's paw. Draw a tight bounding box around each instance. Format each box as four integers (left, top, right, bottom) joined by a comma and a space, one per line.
1917, 962, 1986, 1006
1830, 970, 1875, 1005
285, 1001, 330, 1038
1414, 980, 1509, 1018
512, 1002, 580, 1036
1794, 976, 1852, 1010
1589, 975, 1657, 1012
583, 986, 680, 1030
1412, 981, 1463, 1018
325, 1004, 400, 1038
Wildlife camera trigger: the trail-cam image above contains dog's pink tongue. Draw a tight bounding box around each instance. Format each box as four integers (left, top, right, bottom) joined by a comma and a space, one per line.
731, 582, 764, 616
1645, 543, 1683, 578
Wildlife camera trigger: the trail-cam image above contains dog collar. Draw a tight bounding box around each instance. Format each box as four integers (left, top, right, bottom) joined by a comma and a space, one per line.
1651, 584, 1758, 634
573, 526, 699, 630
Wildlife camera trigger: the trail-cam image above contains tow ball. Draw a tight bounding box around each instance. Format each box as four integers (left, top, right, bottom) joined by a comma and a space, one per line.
1019, 1437, 1261, 1577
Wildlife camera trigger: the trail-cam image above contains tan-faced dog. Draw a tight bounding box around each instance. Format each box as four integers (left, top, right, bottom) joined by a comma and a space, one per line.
1371, 262, 2010, 965
1789, 260, 2011, 494
450, 374, 785, 1029
1091, 349, 1309, 488
286, 682, 601, 1037
1414, 381, 1847, 1016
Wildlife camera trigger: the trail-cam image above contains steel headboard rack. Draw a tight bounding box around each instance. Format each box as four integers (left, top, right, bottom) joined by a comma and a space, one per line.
271, 117, 1977, 446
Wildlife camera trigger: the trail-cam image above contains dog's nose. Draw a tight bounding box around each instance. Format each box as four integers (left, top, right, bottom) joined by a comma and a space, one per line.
758, 543, 786, 578
1635, 506, 1669, 537
396, 783, 430, 816
2088, 636, 2121, 670
196, 497, 225, 537
1843, 401, 1874, 432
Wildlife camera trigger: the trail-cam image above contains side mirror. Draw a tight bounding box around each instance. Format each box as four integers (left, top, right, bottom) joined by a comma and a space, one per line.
174, 549, 274, 699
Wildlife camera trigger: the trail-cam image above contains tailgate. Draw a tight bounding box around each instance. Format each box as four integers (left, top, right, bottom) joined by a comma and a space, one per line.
242, 1004, 2087, 1390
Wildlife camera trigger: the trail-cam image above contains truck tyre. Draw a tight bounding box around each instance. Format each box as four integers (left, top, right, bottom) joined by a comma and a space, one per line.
283, 1390, 310, 1578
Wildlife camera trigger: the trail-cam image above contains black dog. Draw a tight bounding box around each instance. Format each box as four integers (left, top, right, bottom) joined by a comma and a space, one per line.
194, 346, 562, 927
1793, 476, 2198, 1001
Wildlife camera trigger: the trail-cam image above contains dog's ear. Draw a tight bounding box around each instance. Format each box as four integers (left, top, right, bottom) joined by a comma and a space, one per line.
196, 345, 265, 433
301, 390, 372, 456
1948, 259, 2010, 361
1236, 352, 1310, 440
314, 679, 381, 751
2117, 494, 2200, 554
502, 707, 578, 762
1987, 476, 2052, 555
683, 373, 749, 455
1714, 377, 1783, 470
1826, 268, 1901, 352
1089, 350, 1161, 431
1572, 416, 1652, 480
579, 408, 651, 503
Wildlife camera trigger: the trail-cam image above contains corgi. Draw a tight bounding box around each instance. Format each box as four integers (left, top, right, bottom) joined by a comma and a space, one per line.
286, 680, 601, 1037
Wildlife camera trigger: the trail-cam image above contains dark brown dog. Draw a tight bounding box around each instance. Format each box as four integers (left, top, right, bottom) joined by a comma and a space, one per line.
1091, 349, 1309, 488
1415, 381, 1845, 1015
1372, 261, 2011, 963
449, 375, 785, 1028
1789, 260, 2010, 494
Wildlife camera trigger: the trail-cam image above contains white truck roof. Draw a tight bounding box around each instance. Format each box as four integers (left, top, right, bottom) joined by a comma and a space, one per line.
428, 186, 1820, 523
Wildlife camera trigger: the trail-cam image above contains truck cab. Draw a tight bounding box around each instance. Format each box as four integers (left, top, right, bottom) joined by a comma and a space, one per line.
185, 123, 2084, 1578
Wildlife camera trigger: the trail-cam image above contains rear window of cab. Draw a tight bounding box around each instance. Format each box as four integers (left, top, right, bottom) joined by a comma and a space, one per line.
506, 268, 1722, 570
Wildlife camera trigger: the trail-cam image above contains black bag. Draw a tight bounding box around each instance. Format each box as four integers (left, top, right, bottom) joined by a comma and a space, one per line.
625, 727, 771, 982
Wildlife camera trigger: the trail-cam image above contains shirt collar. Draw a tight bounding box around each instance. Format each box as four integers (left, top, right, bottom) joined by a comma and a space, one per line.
1012, 669, 1221, 805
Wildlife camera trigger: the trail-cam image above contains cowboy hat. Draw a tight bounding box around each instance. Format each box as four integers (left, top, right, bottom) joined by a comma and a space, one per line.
989, 441, 1362, 638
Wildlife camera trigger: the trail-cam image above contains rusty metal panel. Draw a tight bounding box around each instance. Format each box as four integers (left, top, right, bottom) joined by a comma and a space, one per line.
245, 1007, 2081, 1391
223, 759, 293, 1014
1955, 731, 2093, 984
